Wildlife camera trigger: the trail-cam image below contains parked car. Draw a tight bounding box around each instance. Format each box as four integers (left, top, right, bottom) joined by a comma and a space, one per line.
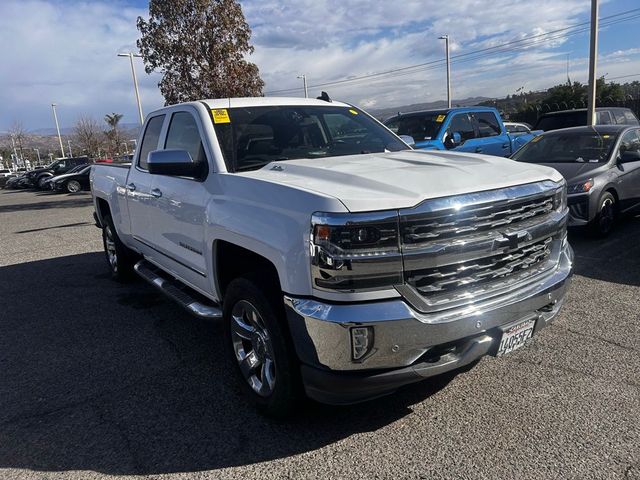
92, 97, 572, 415
0, 169, 13, 178
512, 125, 640, 235
48, 164, 92, 193
24, 157, 90, 189
384, 107, 536, 156
533, 107, 639, 132
504, 122, 532, 134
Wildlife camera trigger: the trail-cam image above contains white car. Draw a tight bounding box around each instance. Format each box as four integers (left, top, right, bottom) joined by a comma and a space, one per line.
91, 97, 573, 415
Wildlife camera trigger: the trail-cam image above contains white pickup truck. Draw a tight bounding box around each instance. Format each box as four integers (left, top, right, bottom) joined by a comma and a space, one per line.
91, 97, 573, 415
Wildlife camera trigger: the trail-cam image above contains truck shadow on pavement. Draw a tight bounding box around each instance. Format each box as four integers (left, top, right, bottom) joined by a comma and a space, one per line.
0, 252, 458, 475
0, 197, 92, 213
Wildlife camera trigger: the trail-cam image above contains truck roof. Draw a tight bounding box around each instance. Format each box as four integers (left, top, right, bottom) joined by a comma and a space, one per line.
202, 97, 351, 109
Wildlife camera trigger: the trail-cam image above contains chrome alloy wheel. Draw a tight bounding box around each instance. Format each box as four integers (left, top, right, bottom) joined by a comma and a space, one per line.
67, 180, 81, 193
104, 225, 118, 273
230, 300, 276, 397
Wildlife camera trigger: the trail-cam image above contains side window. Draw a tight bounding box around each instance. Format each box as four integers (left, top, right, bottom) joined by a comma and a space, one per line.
475, 112, 501, 137
613, 110, 626, 124
596, 111, 613, 125
448, 113, 476, 142
624, 111, 640, 125
164, 111, 207, 164
619, 129, 640, 154
138, 115, 165, 170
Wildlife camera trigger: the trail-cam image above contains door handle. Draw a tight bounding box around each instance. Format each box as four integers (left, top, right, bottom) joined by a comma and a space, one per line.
126, 183, 136, 192
150, 188, 163, 198
475, 147, 483, 153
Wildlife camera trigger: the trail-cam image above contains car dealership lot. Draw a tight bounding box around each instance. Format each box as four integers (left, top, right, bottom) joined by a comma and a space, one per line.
0, 190, 638, 480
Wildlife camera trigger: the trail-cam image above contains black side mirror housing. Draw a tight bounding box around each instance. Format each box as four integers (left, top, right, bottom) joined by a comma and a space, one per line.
147, 149, 204, 178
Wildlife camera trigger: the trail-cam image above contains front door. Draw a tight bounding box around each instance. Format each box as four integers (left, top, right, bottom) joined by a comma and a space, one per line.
472, 111, 511, 156
147, 108, 210, 292
445, 113, 482, 153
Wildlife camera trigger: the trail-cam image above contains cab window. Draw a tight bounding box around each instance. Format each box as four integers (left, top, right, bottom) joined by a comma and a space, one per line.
138, 115, 165, 170
164, 111, 207, 165
448, 113, 476, 142
474, 112, 501, 137
619, 129, 640, 155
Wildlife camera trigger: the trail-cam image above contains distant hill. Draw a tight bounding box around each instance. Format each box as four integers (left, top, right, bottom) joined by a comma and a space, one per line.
370, 96, 491, 120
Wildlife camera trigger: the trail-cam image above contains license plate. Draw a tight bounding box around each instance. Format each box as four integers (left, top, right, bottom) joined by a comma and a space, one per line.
497, 317, 536, 356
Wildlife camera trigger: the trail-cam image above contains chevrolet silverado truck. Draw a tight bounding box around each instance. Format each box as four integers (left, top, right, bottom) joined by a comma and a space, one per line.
384, 106, 536, 156
91, 97, 573, 415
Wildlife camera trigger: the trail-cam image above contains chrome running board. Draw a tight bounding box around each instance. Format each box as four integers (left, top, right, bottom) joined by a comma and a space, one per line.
134, 259, 222, 320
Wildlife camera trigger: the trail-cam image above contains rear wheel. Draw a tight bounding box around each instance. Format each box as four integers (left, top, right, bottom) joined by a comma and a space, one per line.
66, 180, 81, 193
223, 274, 301, 417
589, 192, 616, 237
102, 214, 138, 281
37, 176, 49, 189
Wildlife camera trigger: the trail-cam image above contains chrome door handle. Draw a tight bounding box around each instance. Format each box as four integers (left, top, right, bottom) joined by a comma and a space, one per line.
126, 183, 136, 192
150, 188, 162, 198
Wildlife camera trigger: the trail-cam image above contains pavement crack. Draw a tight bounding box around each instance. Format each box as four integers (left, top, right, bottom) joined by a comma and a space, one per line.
563, 326, 638, 353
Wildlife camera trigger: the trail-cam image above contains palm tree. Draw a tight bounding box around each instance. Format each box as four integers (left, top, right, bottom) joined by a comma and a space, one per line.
104, 113, 124, 156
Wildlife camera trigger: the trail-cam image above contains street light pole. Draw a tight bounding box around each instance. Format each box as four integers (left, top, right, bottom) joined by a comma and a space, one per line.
67, 140, 73, 158
122, 142, 129, 155
118, 52, 144, 124
586, 0, 599, 126
297, 74, 308, 98
51, 103, 65, 158
34, 148, 41, 164
439, 35, 452, 108
10, 136, 19, 166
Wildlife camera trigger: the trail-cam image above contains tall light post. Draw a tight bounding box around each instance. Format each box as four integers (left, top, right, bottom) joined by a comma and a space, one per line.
51, 103, 65, 158
67, 140, 73, 158
10, 135, 19, 165
122, 142, 129, 155
118, 52, 144, 124
297, 74, 308, 98
439, 35, 452, 108
586, 0, 599, 126
34, 148, 41, 165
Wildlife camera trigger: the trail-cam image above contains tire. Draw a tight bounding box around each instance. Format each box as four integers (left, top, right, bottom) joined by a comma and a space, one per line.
66, 180, 82, 193
223, 273, 301, 417
102, 214, 138, 281
37, 176, 50, 189
589, 191, 616, 237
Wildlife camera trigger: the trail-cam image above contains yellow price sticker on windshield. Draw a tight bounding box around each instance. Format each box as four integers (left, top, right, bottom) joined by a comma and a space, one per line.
212, 109, 230, 124
436, 114, 446, 122
349, 109, 358, 115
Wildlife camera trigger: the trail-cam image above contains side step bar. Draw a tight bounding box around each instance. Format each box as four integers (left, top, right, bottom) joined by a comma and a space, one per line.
134, 260, 222, 320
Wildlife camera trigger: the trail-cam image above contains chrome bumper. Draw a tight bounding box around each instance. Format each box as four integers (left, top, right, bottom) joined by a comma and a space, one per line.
285, 242, 573, 374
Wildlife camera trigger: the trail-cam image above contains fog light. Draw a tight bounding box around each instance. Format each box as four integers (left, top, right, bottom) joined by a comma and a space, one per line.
351, 326, 373, 361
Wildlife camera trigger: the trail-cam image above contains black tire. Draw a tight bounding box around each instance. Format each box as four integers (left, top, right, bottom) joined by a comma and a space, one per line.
36, 175, 50, 189
589, 191, 617, 237
101, 214, 138, 281
223, 273, 301, 417
66, 179, 82, 193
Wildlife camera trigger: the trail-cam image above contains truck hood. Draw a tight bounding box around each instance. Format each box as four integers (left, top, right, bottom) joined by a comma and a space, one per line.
241, 150, 563, 212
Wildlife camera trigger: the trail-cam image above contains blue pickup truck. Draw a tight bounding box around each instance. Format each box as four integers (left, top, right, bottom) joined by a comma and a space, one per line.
384, 106, 536, 156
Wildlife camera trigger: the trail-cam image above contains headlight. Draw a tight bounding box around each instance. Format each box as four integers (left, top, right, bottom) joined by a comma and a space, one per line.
311, 212, 402, 292
553, 180, 567, 212
567, 178, 594, 195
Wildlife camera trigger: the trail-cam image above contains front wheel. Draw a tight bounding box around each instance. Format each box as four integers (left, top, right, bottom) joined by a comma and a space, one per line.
223, 274, 301, 417
66, 180, 81, 193
37, 176, 49, 189
589, 192, 616, 237
102, 214, 137, 281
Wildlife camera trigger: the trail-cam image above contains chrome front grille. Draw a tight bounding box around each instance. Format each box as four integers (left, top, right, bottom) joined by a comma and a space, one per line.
397, 181, 567, 313
409, 237, 552, 294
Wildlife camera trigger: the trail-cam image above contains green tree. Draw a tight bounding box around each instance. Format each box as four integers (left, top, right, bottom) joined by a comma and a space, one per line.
104, 113, 123, 156
137, 0, 264, 105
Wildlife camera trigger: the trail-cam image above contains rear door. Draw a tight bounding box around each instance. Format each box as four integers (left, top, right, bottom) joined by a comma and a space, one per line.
616, 128, 640, 212
472, 111, 511, 156
146, 107, 210, 291
127, 113, 166, 255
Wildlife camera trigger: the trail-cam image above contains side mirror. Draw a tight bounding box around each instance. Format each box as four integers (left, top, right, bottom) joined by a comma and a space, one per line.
445, 131, 463, 149
619, 149, 640, 164
398, 135, 416, 147
147, 149, 203, 178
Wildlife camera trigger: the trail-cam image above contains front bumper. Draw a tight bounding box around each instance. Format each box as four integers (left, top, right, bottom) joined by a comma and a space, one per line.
285, 242, 574, 405
567, 192, 594, 226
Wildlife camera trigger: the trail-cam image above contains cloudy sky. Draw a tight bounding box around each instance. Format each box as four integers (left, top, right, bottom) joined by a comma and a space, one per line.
1, 0, 639, 131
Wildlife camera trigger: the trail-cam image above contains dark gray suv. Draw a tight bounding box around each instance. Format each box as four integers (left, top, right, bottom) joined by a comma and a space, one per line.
512, 125, 640, 236
533, 108, 639, 132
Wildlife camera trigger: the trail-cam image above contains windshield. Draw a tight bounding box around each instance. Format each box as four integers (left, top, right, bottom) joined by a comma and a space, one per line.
212, 105, 409, 172
384, 112, 447, 141
512, 131, 617, 163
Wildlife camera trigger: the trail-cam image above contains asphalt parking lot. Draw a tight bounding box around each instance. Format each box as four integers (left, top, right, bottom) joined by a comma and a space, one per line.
0, 189, 638, 480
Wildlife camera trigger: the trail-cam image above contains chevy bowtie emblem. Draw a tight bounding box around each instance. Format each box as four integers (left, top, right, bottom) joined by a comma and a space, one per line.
497, 230, 530, 249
